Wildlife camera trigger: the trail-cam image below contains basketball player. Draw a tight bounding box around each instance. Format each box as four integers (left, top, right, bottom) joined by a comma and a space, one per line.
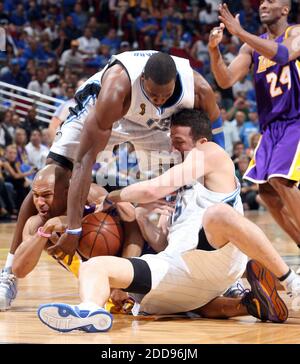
37, 110, 298, 332
0, 50, 224, 310
1, 165, 139, 309
208, 2, 300, 246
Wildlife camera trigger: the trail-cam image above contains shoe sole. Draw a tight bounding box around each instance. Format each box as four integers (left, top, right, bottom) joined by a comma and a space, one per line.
246, 260, 288, 323
38, 303, 113, 332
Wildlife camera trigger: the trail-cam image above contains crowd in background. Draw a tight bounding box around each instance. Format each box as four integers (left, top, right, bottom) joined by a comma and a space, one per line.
1, 0, 298, 219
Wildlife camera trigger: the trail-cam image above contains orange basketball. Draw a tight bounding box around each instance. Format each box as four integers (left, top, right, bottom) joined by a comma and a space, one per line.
78, 212, 123, 260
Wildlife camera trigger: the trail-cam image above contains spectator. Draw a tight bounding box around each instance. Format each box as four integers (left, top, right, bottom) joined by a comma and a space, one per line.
239, 106, 260, 148
27, 68, 51, 96
101, 28, 121, 55
199, 3, 218, 25
246, 132, 261, 159
232, 110, 247, 136
0, 159, 17, 219
231, 141, 245, 168
43, 17, 59, 42
236, 154, 260, 210
221, 108, 240, 156
22, 38, 47, 64
136, 8, 159, 49
59, 39, 83, 69
14, 127, 29, 165
0, 58, 29, 88
41, 128, 52, 149
25, 129, 49, 170
21, 107, 42, 140
70, 2, 88, 31
62, 15, 81, 40
154, 20, 179, 52
77, 27, 101, 59
119, 40, 131, 53
2, 144, 34, 210
232, 76, 254, 99
0, 2, 9, 25
10, 4, 27, 26
0, 110, 12, 150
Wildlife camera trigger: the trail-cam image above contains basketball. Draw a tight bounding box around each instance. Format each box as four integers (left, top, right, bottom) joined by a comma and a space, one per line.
78, 212, 123, 260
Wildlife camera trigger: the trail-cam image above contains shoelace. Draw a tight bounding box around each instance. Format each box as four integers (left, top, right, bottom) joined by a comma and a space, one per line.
0, 272, 16, 286
234, 282, 247, 295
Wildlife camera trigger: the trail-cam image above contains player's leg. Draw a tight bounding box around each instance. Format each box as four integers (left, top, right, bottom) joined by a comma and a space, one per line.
195, 259, 288, 323
203, 204, 300, 299
194, 296, 248, 319
203, 204, 289, 277
268, 177, 300, 241
37, 256, 144, 332
259, 182, 300, 245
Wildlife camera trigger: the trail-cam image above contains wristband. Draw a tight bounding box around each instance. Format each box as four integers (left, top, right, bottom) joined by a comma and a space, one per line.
211, 115, 225, 149
272, 44, 289, 65
66, 227, 82, 236
37, 226, 52, 238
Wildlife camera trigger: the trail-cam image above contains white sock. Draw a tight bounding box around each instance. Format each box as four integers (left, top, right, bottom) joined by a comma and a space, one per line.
5, 253, 14, 269
77, 302, 103, 311
280, 269, 300, 295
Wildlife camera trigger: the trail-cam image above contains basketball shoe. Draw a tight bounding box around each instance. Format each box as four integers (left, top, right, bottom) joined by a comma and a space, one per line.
241, 260, 288, 323
223, 278, 245, 298
38, 303, 113, 332
0, 267, 17, 311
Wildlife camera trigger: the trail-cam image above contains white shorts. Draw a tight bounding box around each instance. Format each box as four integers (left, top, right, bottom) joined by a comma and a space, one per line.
49, 116, 178, 174
134, 244, 247, 315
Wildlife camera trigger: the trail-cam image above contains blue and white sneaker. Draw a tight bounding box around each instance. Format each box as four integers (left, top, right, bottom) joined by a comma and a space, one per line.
223, 278, 245, 298
0, 267, 17, 311
38, 303, 113, 333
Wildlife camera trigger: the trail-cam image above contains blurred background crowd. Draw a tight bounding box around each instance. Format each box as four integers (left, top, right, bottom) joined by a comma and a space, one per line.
1, 0, 298, 219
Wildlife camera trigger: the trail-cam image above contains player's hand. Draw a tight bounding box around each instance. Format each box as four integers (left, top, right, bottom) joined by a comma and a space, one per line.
95, 195, 114, 213
110, 289, 129, 309
218, 3, 243, 37
208, 23, 225, 49
43, 216, 67, 235
47, 232, 79, 265
136, 199, 175, 218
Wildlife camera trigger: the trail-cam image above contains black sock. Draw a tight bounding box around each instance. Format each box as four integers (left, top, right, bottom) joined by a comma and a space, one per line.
278, 268, 292, 282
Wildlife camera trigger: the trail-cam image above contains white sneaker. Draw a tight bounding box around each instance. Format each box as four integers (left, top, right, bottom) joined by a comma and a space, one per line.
223, 278, 245, 298
38, 303, 113, 333
0, 267, 17, 311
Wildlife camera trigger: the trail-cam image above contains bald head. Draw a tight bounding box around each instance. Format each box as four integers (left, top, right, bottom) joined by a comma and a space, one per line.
33, 165, 56, 187
32, 164, 70, 219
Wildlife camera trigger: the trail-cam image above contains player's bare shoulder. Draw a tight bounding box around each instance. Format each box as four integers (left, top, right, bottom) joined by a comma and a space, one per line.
100, 63, 131, 113
200, 141, 234, 171
101, 63, 131, 95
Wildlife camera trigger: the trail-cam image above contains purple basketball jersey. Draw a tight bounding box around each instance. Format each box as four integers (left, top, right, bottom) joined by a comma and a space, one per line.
253, 26, 300, 131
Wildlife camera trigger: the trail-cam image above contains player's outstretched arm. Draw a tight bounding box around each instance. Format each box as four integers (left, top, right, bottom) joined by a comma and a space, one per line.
107, 147, 206, 204
48, 68, 131, 264
12, 216, 66, 278
208, 23, 252, 89
218, 4, 300, 63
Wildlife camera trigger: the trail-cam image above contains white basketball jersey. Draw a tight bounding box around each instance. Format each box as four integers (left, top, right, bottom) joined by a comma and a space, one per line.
65, 51, 194, 132
164, 179, 243, 256
111, 51, 194, 130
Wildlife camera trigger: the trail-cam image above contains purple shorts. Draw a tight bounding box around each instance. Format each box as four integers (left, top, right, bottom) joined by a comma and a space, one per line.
244, 120, 300, 183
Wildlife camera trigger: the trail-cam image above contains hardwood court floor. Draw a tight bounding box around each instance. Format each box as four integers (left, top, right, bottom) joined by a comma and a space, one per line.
1, 211, 300, 344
